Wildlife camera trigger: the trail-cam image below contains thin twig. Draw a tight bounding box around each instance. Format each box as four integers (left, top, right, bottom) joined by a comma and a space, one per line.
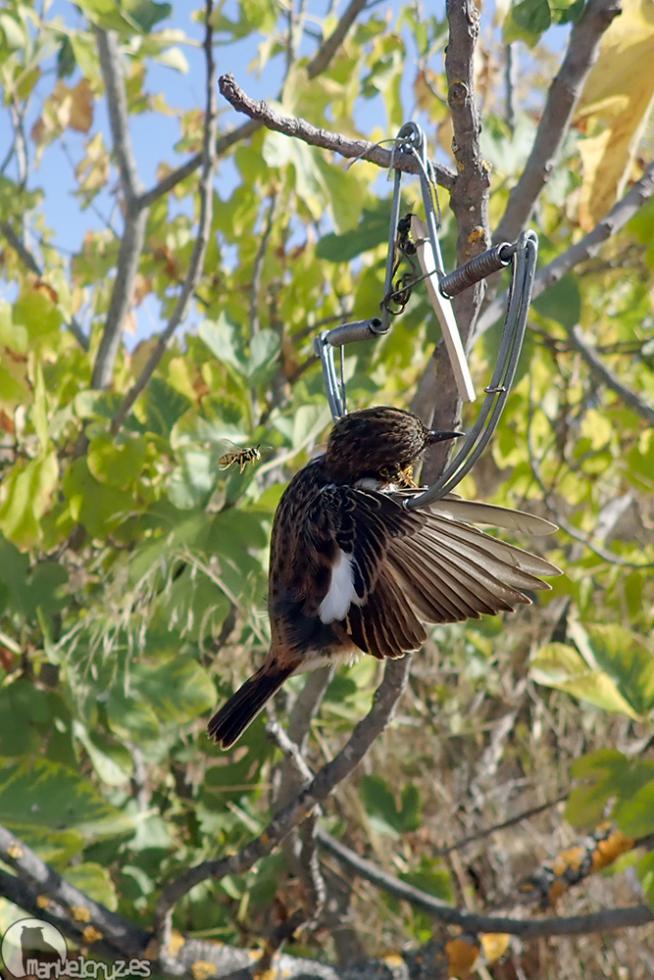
437, 791, 569, 855
496, 0, 622, 242
137, 120, 261, 210
111, 4, 218, 433
316, 829, 653, 937
267, 718, 314, 785
92, 29, 147, 389
565, 324, 654, 426
218, 74, 456, 189
306, 0, 368, 77
154, 656, 411, 939
249, 194, 278, 335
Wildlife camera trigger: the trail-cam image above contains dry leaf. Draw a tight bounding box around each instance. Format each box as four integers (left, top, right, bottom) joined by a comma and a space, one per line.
574, 0, 654, 229
68, 78, 94, 132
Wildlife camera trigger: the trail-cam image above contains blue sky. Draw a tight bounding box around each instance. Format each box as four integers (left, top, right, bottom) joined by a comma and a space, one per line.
2, 0, 566, 341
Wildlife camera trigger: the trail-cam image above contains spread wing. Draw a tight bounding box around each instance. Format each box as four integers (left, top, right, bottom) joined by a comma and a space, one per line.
305, 485, 560, 660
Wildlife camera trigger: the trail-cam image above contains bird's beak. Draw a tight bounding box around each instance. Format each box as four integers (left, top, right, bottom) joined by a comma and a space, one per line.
428, 430, 465, 444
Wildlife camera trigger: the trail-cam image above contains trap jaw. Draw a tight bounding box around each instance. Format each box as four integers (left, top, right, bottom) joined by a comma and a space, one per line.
314, 120, 538, 505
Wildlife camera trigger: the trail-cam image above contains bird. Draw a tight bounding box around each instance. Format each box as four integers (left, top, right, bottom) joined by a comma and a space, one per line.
208, 406, 560, 748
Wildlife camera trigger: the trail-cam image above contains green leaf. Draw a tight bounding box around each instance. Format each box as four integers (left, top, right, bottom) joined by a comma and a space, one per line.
199, 315, 247, 375
87, 433, 148, 488
0, 757, 135, 840
13, 288, 62, 349
505, 0, 552, 46
32, 361, 49, 451
247, 329, 281, 386
400, 858, 453, 902
317, 200, 390, 261
531, 642, 639, 718
66, 863, 118, 910
359, 776, 422, 835
579, 623, 654, 717
534, 275, 581, 329
291, 403, 331, 448
614, 779, 654, 837
566, 750, 654, 827
0, 452, 58, 550
360, 774, 401, 836
73, 722, 133, 787
167, 447, 216, 509
550, 0, 586, 24
62, 459, 136, 537
107, 655, 215, 743
314, 155, 365, 234
140, 376, 191, 437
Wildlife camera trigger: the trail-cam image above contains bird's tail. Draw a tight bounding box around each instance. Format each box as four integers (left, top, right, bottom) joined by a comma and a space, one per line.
207, 662, 294, 748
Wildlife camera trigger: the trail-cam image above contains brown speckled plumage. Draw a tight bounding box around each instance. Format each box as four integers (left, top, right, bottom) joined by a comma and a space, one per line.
208, 406, 560, 748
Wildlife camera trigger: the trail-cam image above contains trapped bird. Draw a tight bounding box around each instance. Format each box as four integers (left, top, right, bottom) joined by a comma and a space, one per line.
208, 406, 560, 748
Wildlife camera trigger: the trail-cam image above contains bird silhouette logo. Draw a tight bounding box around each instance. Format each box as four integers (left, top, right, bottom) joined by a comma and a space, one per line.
1, 918, 67, 978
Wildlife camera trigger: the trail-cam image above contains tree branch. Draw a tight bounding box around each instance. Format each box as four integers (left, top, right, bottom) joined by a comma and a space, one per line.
154, 656, 411, 937
316, 829, 653, 938
565, 324, 654, 425
495, 0, 622, 243
0, 825, 148, 956
110, 2, 218, 433
417, 0, 489, 479
91, 29, 147, 390
138, 0, 374, 209
306, 0, 369, 77
217, 74, 456, 188
137, 119, 261, 210
95, 29, 141, 202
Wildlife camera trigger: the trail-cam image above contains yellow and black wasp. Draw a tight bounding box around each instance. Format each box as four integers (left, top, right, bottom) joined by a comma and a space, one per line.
218, 443, 262, 474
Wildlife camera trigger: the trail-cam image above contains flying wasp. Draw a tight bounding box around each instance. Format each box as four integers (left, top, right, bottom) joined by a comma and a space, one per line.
218, 443, 262, 474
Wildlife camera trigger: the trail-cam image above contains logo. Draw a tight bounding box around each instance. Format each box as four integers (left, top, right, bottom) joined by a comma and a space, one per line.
0, 917, 152, 980
1, 918, 67, 979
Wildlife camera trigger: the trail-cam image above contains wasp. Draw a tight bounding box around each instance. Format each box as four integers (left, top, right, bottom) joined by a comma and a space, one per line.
218, 443, 262, 474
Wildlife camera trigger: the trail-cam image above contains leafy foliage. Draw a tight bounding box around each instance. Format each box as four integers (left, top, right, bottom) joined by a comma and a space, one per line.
0, 0, 653, 972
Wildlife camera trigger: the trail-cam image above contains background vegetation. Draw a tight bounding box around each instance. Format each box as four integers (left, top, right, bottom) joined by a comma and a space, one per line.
1, 0, 653, 976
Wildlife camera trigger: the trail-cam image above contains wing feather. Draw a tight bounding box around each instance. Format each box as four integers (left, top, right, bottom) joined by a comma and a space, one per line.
304, 482, 560, 659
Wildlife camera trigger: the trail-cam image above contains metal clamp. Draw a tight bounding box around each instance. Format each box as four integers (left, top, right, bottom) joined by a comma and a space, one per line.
406, 229, 538, 507
313, 120, 539, 499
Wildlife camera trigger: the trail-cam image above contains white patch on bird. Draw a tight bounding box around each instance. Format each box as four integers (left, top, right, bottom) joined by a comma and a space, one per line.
354, 477, 401, 492
318, 548, 358, 623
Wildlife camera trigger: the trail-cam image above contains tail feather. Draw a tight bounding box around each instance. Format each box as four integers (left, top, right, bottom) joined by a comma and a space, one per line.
208, 663, 293, 748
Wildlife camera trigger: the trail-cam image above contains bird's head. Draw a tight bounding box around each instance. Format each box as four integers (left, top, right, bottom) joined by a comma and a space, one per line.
324, 406, 463, 484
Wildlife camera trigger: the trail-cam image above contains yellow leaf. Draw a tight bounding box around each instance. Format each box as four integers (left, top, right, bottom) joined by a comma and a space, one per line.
480, 932, 510, 963
575, 0, 654, 230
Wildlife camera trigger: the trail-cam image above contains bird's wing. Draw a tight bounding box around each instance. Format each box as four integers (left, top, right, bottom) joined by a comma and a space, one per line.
306, 485, 561, 658
308, 485, 427, 659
